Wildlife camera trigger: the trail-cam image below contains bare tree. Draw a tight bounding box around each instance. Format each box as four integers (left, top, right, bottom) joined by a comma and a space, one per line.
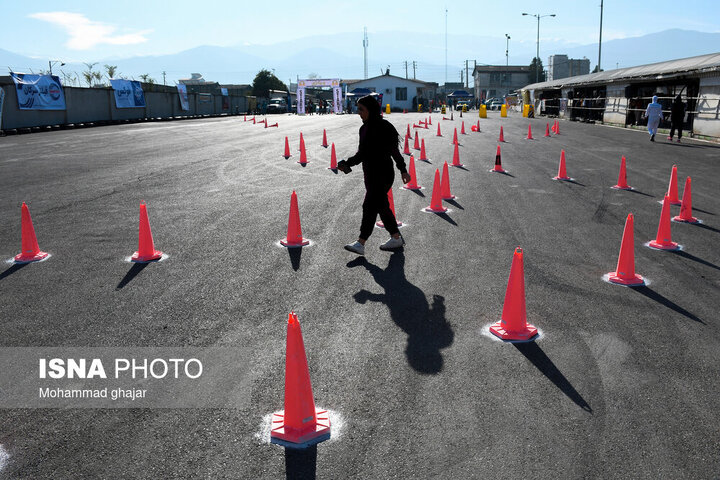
82, 62, 98, 87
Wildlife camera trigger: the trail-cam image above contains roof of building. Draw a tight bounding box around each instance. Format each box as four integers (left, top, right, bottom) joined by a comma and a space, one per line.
523, 52, 720, 90
344, 73, 432, 86
473, 65, 531, 74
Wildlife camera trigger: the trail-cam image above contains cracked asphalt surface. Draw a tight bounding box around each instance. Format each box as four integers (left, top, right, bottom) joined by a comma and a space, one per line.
1, 110, 719, 479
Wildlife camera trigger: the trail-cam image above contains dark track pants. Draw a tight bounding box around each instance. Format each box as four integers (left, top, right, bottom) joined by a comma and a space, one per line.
360, 181, 399, 240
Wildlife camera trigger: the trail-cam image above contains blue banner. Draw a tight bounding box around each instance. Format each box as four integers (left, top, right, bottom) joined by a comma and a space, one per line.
10, 73, 66, 110
110, 79, 146, 108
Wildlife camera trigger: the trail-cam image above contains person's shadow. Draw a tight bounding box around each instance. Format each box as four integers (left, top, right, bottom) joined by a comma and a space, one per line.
349, 252, 454, 374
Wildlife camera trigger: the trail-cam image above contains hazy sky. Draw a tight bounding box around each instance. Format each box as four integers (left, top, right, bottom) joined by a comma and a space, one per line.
2, 0, 718, 63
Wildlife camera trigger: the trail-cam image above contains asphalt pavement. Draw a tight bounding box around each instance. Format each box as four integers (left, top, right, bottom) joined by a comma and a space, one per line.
0, 109, 719, 479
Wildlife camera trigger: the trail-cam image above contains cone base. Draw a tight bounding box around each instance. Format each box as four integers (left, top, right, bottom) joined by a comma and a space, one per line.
607, 272, 645, 286
450, 163, 464, 168
297, 161, 309, 165
611, 185, 632, 190
666, 199, 682, 206
131, 250, 163, 263
283, 155, 292, 159
270, 408, 331, 448
672, 215, 700, 224
423, 206, 448, 213
401, 185, 423, 190
647, 240, 680, 251
490, 168, 507, 173
14, 251, 49, 263
442, 195, 456, 200
489, 321, 538, 342
376, 221, 403, 228
321, 144, 328, 148
280, 238, 310, 248
552, 176, 573, 181
544, 134, 551, 137
328, 167, 337, 171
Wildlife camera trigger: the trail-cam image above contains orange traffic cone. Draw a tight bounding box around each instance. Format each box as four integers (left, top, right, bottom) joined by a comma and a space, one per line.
544, 123, 551, 137
450, 141, 463, 167
298, 133, 305, 152
376, 189, 403, 228
666, 165, 681, 205
490, 145, 506, 173
252, 117, 256, 124
423, 169, 448, 213
406, 124, 411, 138
476, 120, 480, 132
672, 177, 700, 224
441, 162, 455, 200
436, 123, 442, 137
403, 108, 407, 114
243, 115, 247, 122
402, 155, 422, 190
498, 126, 505, 142
489, 247, 539, 341
14, 202, 49, 263
321, 129, 328, 148
280, 191, 310, 247
460, 121, 466, 135
526, 124, 534, 140
328, 143, 337, 170
419, 139, 429, 162
403, 135, 411, 155
270, 312, 331, 448
428, 116, 432, 125
551, 120, 557, 133
413, 133, 420, 150
283, 137, 292, 159
553, 150, 572, 181
606, 213, 645, 286
647, 196, 680, 250
555, 120, 560, 134
298, 143, 308, 165
612, 156, 632, 190
131, 201, 163, 262
452, 127, 458, 145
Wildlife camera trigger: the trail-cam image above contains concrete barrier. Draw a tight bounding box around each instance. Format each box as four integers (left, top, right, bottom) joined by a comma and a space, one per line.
0, 77, 251, 132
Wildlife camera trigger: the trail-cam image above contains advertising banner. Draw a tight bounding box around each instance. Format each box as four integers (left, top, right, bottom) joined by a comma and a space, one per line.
333, 86, 342, 114
177, 84, 190, 111
110, 79, 146, 108
297, 88, 305, 115
221, 88, 229, 110
10, 73, 66, 110
0, 87, 5, 130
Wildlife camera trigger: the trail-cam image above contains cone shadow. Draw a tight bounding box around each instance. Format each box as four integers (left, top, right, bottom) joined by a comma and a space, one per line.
453, 165, 469, 172
329, 168, 338, 175
630, 286, 704, 324
445, 199, 464, 210
626, 189, 654, 198
493, 170, 515, 178
408, 189, 425, 198
0, 263, 28, 282
696, 223, 720, 234
513, 343, 592, 412
672, 250, 720, 271
284, 445, 317, 480
435, 212, 458, 226
288, 248, 302, 271
116, 263, 148, 289
692, 207, 715, 216
349, 252, 454, 374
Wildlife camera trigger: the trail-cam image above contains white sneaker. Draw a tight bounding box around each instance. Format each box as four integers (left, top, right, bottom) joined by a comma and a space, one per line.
379, 235, 405, 251
344, 241, 365, 255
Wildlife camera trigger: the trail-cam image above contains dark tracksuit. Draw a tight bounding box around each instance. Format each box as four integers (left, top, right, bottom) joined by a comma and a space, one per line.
670, 100, 686, 140
346, 118, 408, 241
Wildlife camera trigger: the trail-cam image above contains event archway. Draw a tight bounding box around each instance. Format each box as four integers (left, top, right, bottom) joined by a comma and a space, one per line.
296, 78, 342, 114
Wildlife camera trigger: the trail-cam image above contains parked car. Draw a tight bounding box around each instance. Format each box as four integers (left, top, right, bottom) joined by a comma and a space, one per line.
267, 98, 288, 114
455, 101, 470, 111
484, 98, 504, 110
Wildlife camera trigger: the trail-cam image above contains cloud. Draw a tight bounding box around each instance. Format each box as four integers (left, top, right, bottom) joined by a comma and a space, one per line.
29, 12, 151, 50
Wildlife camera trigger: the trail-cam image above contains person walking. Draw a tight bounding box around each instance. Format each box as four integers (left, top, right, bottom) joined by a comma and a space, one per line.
338, 95, 412, 255
668, 95, 686, 143
645, 95, 663, 142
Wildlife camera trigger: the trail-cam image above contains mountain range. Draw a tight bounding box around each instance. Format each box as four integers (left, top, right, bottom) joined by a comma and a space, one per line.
1, 29, 718, 87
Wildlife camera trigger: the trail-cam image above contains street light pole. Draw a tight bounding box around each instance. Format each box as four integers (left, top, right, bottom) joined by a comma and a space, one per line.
48, 59, 64, 76
505, 34, 510, 67
522, 13, 556, 83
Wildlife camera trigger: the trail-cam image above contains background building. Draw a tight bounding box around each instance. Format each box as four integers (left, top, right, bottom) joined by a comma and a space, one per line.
547, 55, 591, 81
472, 65, 531, 100
344, 72, 434, 111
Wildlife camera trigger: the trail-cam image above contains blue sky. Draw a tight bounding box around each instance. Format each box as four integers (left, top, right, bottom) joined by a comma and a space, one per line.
2, 0, 718, 62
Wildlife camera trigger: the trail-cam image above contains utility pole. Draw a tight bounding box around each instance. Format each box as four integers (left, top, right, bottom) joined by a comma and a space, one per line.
162, 71, 166, 86
465, 60, 469, 89
445, 8, 448, 86
460, 69, 463, 84
405, 61, 408, 79
412, 61, 416, 79
598, 0, 604, 72
505, 34, 510, 67
363, 27, 369, 79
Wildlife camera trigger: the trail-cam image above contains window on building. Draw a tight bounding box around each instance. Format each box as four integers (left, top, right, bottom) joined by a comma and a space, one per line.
396, 87, 407, 101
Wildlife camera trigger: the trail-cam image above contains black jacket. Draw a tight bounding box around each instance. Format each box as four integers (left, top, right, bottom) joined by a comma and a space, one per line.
671, 100, 686, 122
347, 118, 407, 184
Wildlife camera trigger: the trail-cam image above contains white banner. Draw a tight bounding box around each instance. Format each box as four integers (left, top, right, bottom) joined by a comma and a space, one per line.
220, 88, 228, 96
0, 87, 5, 130
10, 73, 66, 110
110, 79, 146, 108
333, 86, 342, 114
297, 88, 305, 115
298, 79, 340, 88
177, 84, 189, 111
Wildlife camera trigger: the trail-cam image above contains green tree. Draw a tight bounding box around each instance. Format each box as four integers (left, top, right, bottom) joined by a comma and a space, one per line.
528, 57, 546, 84
252, 69, 287, 98
138, 74, 156, 85
104, 64, 118, 80
82, 62, 98, 87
